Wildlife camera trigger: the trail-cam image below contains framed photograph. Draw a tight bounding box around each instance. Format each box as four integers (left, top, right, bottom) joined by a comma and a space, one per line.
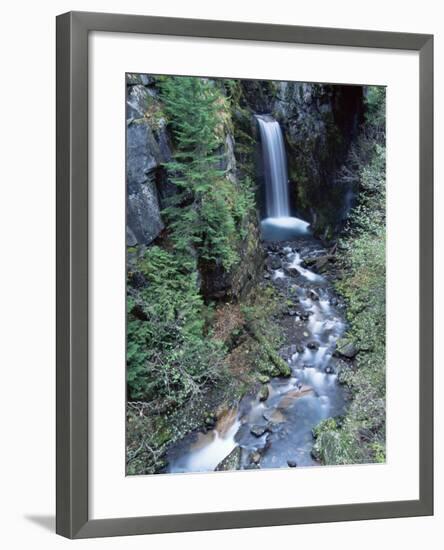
56, 11, 433, 539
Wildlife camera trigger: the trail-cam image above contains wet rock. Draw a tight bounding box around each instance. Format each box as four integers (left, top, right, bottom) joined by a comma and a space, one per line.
335, 338, 358, 358
250, 451, 261, 464
307, 341, 319, 350
302, 257, 317, 267
311, 449, 320, 461
324, 365, 335, 374
284, 266, 300, 277
250, 425, 269, 438
305, 255, 335, 271
255, 433, 273, 457
244, 463, 260, 470
264, 433, 273, 451
287, 460, 297, 468
263, 409, 286, 424
215, 446, 242, 471
296, 344, 305, 353
278, 386, 315, 408
279, 346, 294, 360
204, 414, 216, 428
308, 290, 320, 301
267, 256, 281, 270
258, 385, 269, 402
234, 423, 251, 443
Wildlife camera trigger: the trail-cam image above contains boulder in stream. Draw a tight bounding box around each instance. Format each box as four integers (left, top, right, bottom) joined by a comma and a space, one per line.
263, 409, 286, 424
249, 451, 262, 465
284, 266, 300, 277
267, 256, 281, 270
278, 386, 315, 409
258, 385, 269, 402
250, 425, 269, 438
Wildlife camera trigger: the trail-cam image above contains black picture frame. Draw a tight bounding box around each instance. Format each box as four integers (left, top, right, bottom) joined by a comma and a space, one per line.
56, 10, 434, 539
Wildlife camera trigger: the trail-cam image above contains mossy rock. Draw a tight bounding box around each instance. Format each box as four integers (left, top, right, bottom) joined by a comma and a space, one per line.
258, 385, 269, 401
215, 446, 242, 471
335, 337, 358, 359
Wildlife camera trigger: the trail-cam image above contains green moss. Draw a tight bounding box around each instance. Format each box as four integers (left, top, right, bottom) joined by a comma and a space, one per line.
312, 418, 364, 465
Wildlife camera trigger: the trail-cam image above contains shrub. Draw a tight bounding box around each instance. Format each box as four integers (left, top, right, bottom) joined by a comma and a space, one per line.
127, 246, 226, 404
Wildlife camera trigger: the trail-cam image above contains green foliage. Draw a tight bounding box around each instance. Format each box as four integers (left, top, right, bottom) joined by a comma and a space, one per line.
364, 86, 386, 132
240, 285, 290, 377
127, 246, 226, 404
313, 418, 364, 465
231, 176, 256, 238
314, 86, 386, 465
159, 76, 253, 270
126, 76, 260, 474
126, 404, 172, 474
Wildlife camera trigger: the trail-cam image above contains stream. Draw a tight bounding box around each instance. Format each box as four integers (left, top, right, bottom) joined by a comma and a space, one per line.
167, 234, 347, 473
166, 115, 348, 473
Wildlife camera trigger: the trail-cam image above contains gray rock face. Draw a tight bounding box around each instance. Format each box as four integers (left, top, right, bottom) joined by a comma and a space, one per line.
126, 77, 173, 246
241, 80, 363, 240
127, 176, 163, 246
271, 82, 363, 236
126, 73, 156, 87
127, 85, 156, 119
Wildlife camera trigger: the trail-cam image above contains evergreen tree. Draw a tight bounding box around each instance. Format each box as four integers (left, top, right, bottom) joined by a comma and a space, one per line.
159, 77, 239, 269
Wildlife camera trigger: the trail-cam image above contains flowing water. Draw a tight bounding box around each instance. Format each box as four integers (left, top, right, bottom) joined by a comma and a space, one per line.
167, 238, 347, 473
257, 115, 310, 241
165, 116, 347, 473
256, 115, 290, 218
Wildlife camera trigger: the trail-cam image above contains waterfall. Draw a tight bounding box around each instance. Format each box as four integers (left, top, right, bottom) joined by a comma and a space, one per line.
256, 115, 310, 240
256, 115, 290, 218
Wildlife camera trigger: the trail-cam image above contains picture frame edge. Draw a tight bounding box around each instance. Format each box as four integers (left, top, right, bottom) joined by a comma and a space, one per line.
55, 11, 434, 539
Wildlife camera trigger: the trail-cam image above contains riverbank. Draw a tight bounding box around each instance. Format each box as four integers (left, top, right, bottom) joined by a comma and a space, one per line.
164, 234, 351, 472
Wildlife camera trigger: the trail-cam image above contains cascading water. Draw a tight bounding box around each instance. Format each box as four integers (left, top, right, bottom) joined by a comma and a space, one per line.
166, 237, 347, 474
164, 118, 347, 475
256, 115, 310, 240
256, 115, 290, 218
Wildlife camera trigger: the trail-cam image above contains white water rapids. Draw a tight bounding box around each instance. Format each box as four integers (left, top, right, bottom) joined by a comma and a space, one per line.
167, 242, 346, 473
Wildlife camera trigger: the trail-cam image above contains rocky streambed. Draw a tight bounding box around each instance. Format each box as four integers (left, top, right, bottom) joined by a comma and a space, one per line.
166, 235, 351, 473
